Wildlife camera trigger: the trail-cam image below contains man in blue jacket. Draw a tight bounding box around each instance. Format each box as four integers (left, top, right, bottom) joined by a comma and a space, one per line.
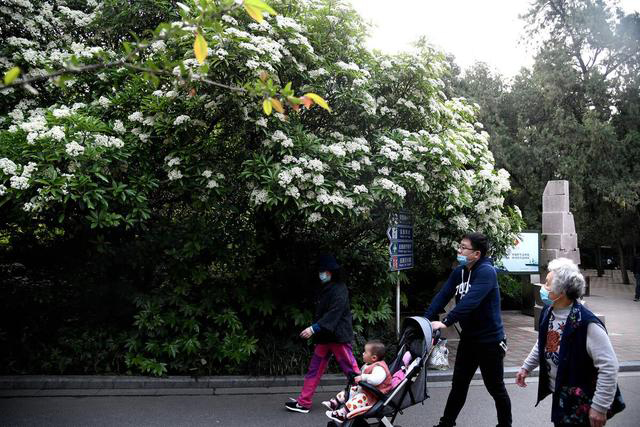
425, 232, 512, 427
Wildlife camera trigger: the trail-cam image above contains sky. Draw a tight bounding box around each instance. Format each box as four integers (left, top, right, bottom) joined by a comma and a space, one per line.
348, 0, 640, 78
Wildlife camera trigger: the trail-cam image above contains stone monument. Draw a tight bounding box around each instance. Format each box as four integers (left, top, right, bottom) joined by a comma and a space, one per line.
534, 180, 581, 329
540, 180, 580, 267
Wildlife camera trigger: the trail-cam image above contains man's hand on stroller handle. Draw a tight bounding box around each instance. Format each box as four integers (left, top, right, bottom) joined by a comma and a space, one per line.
431, 320, 446, 331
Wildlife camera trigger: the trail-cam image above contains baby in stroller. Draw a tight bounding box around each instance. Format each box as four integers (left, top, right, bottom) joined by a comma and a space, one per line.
324, 317, 436, 427
324, 340, 392, 424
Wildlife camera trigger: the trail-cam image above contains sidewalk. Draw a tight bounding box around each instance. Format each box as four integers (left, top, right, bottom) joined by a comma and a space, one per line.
2, 269, 639, 397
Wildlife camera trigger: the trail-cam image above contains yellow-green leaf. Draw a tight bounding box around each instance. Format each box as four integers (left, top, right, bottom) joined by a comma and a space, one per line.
194, 32, 208, 64
270, 98, 284, 114
3, 67, 20, 85
244, 0, 277, 15
244, 4, 264, 23
304, 93, 332, 112
263, 99, 272, 115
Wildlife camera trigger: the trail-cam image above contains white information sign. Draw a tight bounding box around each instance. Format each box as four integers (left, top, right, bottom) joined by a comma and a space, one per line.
500, 232, 540, 273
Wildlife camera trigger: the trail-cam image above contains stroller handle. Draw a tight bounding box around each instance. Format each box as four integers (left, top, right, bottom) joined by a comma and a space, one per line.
432, 329, 442, 345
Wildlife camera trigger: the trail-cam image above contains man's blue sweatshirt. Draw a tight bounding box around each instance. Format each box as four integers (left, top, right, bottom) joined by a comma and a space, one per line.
424, 257, 505, 343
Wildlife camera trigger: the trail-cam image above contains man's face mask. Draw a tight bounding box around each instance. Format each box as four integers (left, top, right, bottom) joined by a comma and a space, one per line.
456, 254, 468, 266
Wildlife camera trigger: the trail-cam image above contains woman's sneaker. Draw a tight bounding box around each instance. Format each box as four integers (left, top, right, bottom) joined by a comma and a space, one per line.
322, 398, 339, 410
285, 400, 310, 413
326, 410, 346, 424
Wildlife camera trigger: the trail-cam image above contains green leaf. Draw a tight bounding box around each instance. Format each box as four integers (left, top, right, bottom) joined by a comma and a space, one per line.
3, 67, 20, 85
263, 99, 272, 115
244, 4, 264, 23
243, 0, 276, 23
270, 98, 284, 113
304, 92, 332, 112
244, 0, 277, 15
194, 32, 208, 64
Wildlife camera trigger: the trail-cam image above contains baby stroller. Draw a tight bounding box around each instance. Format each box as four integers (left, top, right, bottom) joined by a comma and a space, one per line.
327, 316, 440, 427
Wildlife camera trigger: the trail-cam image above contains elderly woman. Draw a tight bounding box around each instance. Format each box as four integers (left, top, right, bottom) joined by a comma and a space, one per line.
516, 258, 619, 427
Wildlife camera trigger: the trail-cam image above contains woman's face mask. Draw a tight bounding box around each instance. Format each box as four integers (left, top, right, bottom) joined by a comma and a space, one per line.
539, 286, 561, 306
319, 271, 331, 283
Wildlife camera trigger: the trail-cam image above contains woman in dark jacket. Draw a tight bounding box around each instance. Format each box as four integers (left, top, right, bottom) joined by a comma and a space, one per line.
285, 255, 360, 413
516, 258, 620, 427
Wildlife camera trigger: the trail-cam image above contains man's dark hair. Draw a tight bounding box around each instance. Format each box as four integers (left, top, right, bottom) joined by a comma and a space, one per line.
463, 232, 489, 258
366, 340, 386, 359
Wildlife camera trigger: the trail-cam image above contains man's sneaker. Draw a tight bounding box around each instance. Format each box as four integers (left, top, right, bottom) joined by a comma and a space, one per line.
285, 401, 310, 413
322, 398, 339, 410
326, 410, 345, 424
634, 297, 639, 301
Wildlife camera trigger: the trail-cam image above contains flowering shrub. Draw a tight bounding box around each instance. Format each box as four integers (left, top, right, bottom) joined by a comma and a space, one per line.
0, 0, 522, 375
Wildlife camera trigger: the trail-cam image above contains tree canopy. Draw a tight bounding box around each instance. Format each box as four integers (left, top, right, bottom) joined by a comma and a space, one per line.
0, 0, 521, 375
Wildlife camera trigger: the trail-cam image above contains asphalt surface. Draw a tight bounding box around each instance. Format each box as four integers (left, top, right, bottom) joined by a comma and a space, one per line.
1, 372, 639, 426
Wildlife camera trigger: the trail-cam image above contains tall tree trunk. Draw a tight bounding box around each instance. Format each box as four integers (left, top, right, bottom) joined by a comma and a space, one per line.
618, 240, 629, 284
596, 246, 604, 277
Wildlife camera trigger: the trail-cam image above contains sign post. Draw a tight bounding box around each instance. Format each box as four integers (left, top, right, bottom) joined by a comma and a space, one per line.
387, 210, 414, 338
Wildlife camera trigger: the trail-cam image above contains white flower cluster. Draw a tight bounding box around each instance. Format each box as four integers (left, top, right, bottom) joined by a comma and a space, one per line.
360, 93, 376, 116
396, 98, 417, 110
271, 130, 293, 148
309, 68, 328, 78
1, 160, 37, 191
97, 96, 111, 108
65, 141, 84, 157
275, 15, 304, 32
308, 212, 322, 223
168, 169, 183, 181
451, 214, 470, 231
316, 189, 355, 209
0, 158, 18, 175
401, 171, 427, 188
250, 188, 269, 205
374, 178, 406, 198
152, 89, 178, 98
113, 120, 126, 133
165, 156, 181, 167
335, 61, 361, 72
174, 115, 190, 126
201, 170, 224, 189
94, 135, 124, 149
128, 111, 144, 122
353, 185, 368, 194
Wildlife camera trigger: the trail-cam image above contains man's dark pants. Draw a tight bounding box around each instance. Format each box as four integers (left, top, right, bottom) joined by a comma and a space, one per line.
635, 273, 640, 299
439, 339, 512, 427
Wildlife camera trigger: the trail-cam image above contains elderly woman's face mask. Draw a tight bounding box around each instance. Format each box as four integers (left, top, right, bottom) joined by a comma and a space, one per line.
541, 272, 562, 305
540, 286, 561, 305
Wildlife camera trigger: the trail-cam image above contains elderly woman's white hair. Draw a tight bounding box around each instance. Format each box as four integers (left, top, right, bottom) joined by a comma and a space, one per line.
547, 257, 585, 300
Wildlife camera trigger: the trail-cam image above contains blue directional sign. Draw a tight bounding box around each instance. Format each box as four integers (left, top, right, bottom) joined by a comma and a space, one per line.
388, 211, 414, 271
389, 241, 413, 255
387, 225, 413, 241
390, 255, 414, 271
390, 211, 412, 225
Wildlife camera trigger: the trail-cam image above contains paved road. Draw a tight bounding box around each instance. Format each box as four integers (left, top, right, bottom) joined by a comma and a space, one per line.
2, 373, 639, 426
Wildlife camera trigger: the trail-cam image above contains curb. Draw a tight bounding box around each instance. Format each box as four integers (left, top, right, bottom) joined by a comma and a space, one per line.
2, 361, 639, 397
